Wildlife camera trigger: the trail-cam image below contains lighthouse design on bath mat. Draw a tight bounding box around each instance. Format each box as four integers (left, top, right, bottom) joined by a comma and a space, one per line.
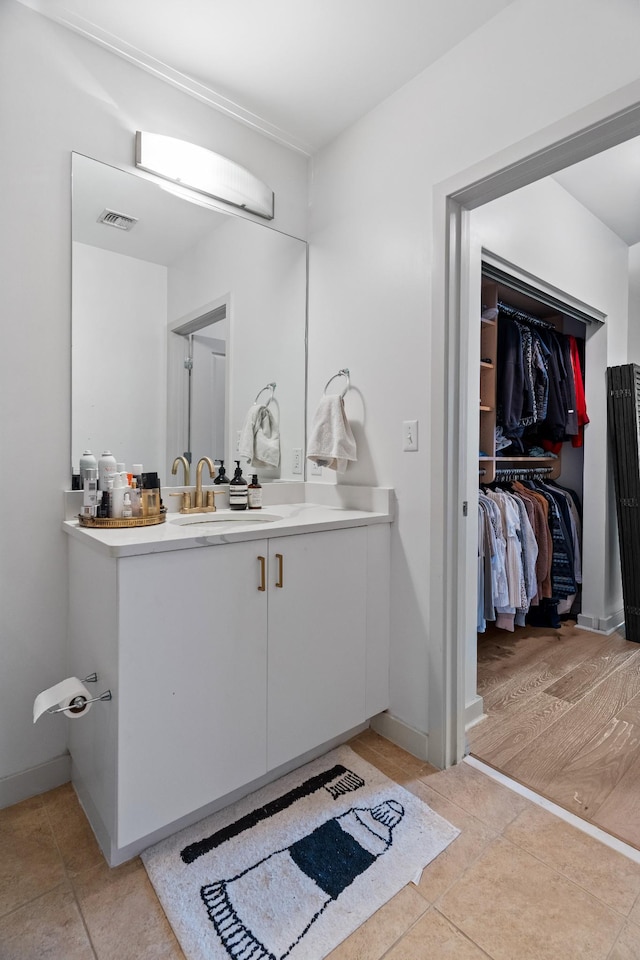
200, 799, 405, 960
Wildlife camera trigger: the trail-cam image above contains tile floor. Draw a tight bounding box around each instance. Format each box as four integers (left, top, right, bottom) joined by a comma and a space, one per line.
2, 730, 640, 960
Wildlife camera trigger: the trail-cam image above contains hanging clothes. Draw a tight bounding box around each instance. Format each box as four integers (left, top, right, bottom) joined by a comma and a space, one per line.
568, 335, 589, 447
495, 304, 588, 455
477, 477, 582, 632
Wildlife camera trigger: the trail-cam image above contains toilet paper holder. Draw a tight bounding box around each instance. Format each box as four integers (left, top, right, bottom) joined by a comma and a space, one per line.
46, 673, 112, 715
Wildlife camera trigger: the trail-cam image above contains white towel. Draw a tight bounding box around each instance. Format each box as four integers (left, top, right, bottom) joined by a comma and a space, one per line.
239, 403, 280, 468
307, 395, 357, 473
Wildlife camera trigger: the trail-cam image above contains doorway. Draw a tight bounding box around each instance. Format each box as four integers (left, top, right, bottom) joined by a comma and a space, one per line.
166, 296, 229, 479
429, 87, 640, 775
463, 250, 640, 849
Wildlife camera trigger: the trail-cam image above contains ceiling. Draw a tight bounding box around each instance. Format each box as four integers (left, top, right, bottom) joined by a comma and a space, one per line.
72, 154, 227, 266
17, 0, 640, 246
552, 138, 640, 247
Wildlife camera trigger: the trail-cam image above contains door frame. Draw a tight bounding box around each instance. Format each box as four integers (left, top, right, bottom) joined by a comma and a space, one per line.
428, 82, 640, 770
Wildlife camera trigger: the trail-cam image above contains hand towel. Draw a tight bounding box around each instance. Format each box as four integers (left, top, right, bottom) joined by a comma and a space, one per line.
307, 395, 357, 473
239, 403, 280, 468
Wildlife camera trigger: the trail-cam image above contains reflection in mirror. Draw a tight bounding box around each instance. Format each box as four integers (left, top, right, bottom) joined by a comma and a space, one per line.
71, 153, 307, 487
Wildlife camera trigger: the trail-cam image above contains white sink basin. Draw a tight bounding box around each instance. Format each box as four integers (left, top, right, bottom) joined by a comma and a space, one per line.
171, 511, 282, 526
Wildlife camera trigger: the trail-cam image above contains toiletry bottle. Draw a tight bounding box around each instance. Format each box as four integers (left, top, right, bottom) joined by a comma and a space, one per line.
229, 461, 248, 511
129, 479, 142, 518
132, 463, 144, 490
79, 450, 97, 483
248, 474, 262, 509
213, 460, 229, 485
122, 492, 133, 519
141, 472, 161, 516
100, 476, 113, 518
82, 467, 99, 518
98, 451, 117, 491
110, 472, 128, 518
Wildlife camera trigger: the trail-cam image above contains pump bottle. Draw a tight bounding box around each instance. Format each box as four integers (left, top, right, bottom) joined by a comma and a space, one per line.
229, 461, 248, 510
110, 472, 129, 519
213, 460, 229, 485
248, 474, 262, 509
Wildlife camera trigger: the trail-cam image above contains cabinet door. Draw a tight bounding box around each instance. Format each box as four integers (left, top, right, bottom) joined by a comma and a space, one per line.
117, 540, 268, 847
267, 527, 367, 769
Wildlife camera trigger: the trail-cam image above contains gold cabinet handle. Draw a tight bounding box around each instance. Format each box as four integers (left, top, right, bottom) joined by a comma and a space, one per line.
257, 556, 266, 591
275, 553, 284, 588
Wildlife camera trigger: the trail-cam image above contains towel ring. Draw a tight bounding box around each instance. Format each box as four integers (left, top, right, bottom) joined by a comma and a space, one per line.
254, 382, 276, 407
323, 368, 350, 399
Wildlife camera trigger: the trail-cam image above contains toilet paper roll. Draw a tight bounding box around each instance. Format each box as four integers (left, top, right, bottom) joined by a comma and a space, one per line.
33, 677, 92, 723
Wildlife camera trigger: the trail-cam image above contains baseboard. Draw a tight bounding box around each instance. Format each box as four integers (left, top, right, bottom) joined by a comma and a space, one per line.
464, 695, 485, 730
577, 610, 625, 635
0, 753, 71, 809
369, 712, 429, 761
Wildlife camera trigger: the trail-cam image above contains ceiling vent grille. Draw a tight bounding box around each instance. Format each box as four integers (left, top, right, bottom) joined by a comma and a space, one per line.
97, 209, 139, 231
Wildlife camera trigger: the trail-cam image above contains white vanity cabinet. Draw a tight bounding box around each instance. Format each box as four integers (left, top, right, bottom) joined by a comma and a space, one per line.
266, 527, 367, 769
116, 539, 269, 848
66, 512, 390, 866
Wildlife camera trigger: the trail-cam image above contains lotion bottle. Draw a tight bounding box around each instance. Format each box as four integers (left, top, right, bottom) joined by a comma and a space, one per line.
110, 472, 128, 519
248, 474, 262, 509
229, 461, 248, 511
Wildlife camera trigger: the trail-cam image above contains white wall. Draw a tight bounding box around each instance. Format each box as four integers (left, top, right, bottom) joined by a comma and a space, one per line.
0, 0, 308, 802
72, 243, 168, 474
466, 177, 630, 708
307, 0, 640, 757
628, 244, 640, 364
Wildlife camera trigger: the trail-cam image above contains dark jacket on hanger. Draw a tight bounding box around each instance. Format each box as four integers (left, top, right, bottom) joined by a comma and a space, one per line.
496, 317, 524, 432
538, 331, 568, 442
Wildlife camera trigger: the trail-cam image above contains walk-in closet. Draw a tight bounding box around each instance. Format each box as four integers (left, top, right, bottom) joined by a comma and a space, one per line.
468, 265, 640, 852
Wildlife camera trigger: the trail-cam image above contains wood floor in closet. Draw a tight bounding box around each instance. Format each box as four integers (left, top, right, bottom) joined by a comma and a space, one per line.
468, 621, 640, 851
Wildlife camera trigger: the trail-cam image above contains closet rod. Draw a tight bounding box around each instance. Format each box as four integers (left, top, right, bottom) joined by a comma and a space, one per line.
498, 301, 555, 331
494, 466, 553, 481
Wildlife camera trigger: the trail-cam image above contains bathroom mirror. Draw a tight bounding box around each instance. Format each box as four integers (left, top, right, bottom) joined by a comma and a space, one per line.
71, 153, 307, 486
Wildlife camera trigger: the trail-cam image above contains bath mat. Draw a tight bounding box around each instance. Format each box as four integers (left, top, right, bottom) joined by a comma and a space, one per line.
142, 745, 459, 960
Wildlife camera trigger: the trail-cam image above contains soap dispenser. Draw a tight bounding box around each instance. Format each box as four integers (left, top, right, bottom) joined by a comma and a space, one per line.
248, 474, 262, 509
213, 460, 229, 484
229, 461, 248, 511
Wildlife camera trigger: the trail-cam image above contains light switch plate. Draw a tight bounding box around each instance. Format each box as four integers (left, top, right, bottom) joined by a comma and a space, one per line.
403, 419, 418, 451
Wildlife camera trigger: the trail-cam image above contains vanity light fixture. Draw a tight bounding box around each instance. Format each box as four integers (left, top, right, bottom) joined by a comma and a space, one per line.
135, 131, 274, 220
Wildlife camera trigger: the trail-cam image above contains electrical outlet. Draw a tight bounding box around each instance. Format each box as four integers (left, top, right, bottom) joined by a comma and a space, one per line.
403, 419, 418, 451
235, 430, 241, 454
310, 461, 322, 476
292, 448, 303, 474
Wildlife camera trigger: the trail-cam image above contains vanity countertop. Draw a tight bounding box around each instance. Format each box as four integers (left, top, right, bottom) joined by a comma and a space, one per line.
62, 484, 394, 559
